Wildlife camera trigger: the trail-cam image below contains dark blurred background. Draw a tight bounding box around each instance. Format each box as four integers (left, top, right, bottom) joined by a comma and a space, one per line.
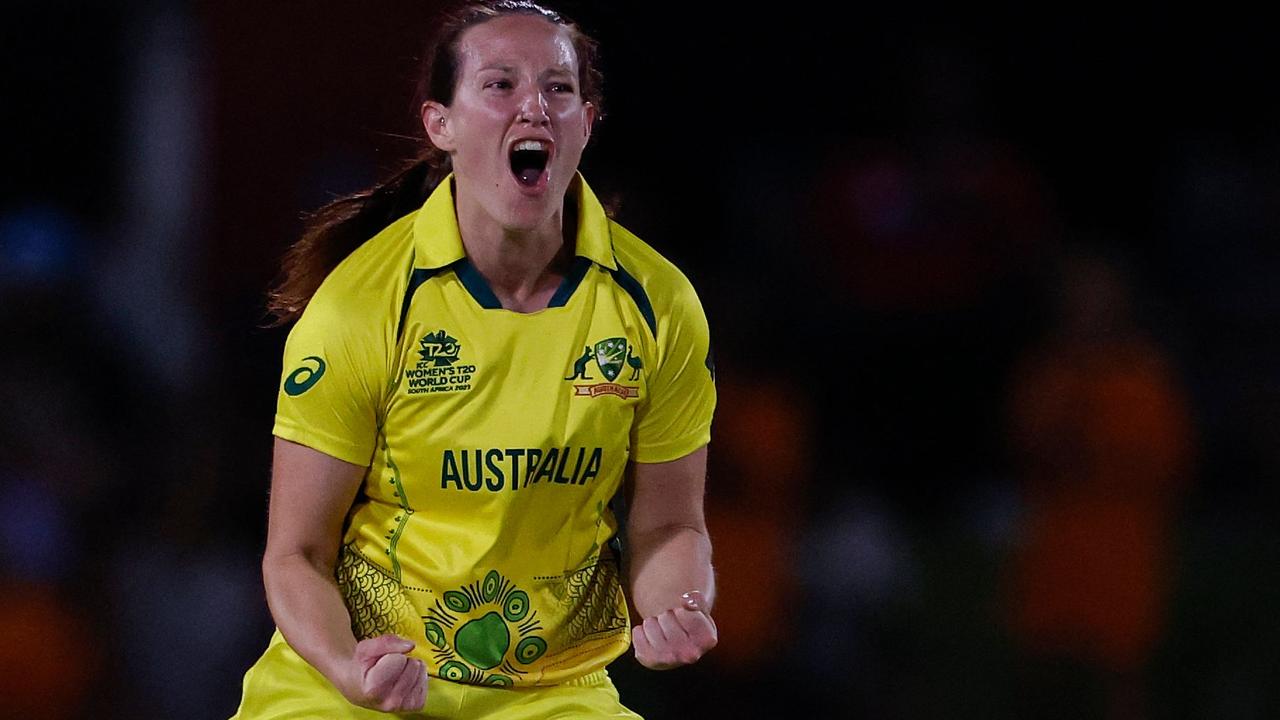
3, 1, 1278, 718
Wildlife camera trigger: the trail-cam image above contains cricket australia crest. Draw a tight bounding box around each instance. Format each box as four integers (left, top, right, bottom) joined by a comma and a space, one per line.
565, 336, 642, 398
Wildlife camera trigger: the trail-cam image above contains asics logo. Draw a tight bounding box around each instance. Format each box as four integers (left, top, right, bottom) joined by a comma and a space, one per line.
284, 356, 326, 396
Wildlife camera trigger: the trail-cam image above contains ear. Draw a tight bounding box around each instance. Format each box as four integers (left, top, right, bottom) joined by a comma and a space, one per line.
581, 102, 597, 141
422, 101, 455, 152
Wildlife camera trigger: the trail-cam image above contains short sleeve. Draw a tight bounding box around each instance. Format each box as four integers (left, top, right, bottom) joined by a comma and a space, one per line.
273, 291, 389, 467
630, 281, 717, 463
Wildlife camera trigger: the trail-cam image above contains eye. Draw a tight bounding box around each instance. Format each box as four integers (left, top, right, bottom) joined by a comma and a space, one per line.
484, 79, 513, 90
548, 82, 576, 94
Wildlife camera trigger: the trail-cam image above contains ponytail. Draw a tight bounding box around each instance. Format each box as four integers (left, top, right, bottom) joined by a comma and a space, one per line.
264, 151, 449, 326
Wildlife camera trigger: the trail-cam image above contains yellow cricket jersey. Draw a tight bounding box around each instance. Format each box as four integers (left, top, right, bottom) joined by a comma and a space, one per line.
265, 174, 715, 690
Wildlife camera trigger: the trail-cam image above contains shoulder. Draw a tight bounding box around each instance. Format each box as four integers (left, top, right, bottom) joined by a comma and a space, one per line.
607, 220, 704, 318
302, 211, 419, 327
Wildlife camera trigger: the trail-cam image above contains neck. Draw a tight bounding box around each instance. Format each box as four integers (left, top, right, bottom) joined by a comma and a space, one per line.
454, 194, 575, 313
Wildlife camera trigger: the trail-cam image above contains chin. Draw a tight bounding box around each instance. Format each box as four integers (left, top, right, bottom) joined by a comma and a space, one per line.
501, 177, 568, 227
498, 200, 557, 232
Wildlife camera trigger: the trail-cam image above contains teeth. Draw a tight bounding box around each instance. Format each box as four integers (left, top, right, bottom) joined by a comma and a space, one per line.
513, 140, 548, 152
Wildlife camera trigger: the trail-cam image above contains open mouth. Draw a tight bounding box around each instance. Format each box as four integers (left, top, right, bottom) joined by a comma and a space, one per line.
510, 140, 550, 187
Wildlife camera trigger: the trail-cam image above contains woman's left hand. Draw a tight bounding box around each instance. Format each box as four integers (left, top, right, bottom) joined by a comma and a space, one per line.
632, 596, 718, 670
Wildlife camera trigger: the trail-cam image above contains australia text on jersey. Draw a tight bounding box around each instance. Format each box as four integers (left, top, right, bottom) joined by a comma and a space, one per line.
441, 446, 604, 492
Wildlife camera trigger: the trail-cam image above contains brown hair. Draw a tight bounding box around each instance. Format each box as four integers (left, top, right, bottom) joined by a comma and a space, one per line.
265, 0, 605, 325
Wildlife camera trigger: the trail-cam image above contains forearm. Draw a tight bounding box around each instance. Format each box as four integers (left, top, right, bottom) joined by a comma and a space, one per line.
263, 550, 358, 683
627, 524, 715, 619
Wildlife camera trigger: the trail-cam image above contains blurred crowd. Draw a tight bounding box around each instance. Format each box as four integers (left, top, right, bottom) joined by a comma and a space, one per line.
3, 3, 1278, 719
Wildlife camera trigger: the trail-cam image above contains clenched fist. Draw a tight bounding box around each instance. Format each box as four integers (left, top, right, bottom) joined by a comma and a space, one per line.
633, 591, 718, 670
336, 634, 427, 712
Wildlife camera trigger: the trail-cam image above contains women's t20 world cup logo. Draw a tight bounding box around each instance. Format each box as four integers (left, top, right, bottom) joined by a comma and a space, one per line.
565, 337, 642, 398
404, 329, 476, 395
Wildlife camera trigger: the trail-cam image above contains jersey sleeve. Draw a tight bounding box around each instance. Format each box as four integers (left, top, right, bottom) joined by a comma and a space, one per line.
273, 287, 390, 467
630, 280, 717, 464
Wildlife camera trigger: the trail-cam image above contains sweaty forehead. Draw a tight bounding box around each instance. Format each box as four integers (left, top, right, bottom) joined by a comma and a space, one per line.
457, 15, 578, 76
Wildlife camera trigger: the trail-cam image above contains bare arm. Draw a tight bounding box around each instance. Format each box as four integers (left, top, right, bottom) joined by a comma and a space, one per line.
262, 437, 426, 711
626, 446, 718, 669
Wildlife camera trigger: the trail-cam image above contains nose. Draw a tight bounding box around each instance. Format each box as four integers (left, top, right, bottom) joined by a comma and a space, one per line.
517, 88, 550, 126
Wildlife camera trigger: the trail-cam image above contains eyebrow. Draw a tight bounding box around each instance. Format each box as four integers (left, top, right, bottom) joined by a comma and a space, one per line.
476, 63, 575, 79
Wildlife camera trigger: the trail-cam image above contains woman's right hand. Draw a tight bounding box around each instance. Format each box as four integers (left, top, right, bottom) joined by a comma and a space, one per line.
337, 634, 428, 712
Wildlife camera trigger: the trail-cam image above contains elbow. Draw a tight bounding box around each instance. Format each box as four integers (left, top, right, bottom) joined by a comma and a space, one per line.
260, 550, 289, 593
262, 543, 337, 586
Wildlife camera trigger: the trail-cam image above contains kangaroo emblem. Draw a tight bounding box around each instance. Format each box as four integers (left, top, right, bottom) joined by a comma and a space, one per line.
565, 347, 594, 380
626, 347, 643, 380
